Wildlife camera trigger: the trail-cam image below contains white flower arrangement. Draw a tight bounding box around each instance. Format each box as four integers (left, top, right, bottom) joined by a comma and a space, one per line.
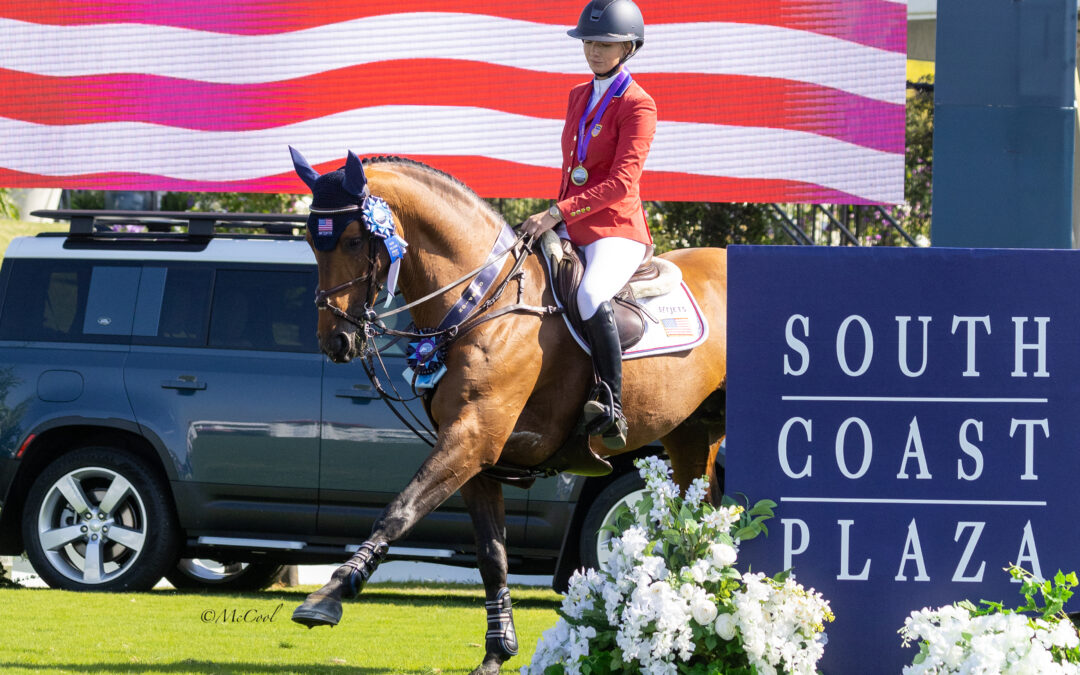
523, 456, 833, 675
900, 566, 1080, 674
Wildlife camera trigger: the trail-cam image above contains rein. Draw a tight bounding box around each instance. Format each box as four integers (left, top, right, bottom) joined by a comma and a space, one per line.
315, 225, 562, 445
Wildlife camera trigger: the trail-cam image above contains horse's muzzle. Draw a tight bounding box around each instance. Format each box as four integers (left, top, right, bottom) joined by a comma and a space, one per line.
321, 328, 363, 363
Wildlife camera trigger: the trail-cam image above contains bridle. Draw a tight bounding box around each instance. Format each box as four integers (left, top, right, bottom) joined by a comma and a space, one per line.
314, 235, 383, 331
312, 223, 561, 447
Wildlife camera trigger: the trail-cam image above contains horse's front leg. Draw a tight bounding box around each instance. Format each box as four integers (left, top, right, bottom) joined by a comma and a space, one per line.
291, 406, 516, 629
461, 474, 517, 675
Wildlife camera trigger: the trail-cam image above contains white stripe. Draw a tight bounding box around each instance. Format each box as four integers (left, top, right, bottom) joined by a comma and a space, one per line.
780, 497, 1046, 506
0, 15, 906, 103
781, 396, 1048, 403
0, 106, 904, 202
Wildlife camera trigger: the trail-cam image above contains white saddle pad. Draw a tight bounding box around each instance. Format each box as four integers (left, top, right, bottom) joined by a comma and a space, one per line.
545, 262, 709, 360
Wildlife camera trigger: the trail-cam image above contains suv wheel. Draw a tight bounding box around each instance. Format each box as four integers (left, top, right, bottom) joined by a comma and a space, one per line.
578, 471, 647, 572
166, 559, 286, 591
22, 447, 179, 591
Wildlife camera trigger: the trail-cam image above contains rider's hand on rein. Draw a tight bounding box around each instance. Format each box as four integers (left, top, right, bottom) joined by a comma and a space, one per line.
520, 209, 562, 239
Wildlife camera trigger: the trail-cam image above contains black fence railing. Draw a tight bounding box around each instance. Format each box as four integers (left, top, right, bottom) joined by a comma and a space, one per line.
767, 204, 921, 246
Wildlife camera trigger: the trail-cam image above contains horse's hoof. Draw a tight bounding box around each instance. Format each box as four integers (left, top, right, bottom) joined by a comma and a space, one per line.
291, 597, 343, 628
468, 657, 504, 675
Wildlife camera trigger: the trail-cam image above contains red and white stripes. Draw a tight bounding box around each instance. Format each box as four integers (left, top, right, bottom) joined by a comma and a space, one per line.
0, 1, 906, 203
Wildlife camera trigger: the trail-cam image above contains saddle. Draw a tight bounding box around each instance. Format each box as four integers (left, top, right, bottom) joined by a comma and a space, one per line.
548, 237, 658, 351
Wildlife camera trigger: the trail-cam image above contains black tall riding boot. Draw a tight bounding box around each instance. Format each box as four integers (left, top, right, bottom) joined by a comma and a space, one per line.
581, 301, 628, 450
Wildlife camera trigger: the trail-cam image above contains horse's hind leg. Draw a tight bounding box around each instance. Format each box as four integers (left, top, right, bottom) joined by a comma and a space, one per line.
461, 474, 518, 675
660, 389, 725, 503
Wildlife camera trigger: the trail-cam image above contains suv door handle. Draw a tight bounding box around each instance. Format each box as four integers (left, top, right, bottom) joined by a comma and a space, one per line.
335, 384, 379, 400
161, 377, 207, 391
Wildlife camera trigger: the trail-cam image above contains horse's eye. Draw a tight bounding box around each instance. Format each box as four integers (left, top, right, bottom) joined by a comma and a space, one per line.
346, 237, 365, 251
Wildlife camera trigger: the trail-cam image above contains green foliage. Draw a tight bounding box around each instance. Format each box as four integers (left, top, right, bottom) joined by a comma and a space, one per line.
0, 559, 20, 589
0, 189, 19, 220
486, 198, 549, 226
647, 202, 779, 252
974, 565, 1078, 625
66, 190, 106, 210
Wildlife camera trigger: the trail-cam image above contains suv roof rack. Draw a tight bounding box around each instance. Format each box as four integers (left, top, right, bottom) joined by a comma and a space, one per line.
31, 209, 308, 237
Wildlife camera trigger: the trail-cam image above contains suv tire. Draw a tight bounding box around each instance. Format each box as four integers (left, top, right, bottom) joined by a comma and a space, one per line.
166, 560, 286, 591
22, 446, 179, 591
578, 471, 647, 572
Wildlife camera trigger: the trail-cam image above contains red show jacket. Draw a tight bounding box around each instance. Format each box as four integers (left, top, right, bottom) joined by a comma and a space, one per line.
554, 75, 657, 246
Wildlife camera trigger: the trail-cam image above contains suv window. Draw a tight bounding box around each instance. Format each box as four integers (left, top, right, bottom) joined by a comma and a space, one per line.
0, 260, 137, 343
133, 266, 213, 347
209, 268, 317, 352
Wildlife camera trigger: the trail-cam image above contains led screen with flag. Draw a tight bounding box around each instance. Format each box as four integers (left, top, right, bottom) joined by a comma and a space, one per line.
0, 1, 906, 204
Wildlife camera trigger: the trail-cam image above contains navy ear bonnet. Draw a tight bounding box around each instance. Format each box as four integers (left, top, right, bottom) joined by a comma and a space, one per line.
290, 146, 371, 252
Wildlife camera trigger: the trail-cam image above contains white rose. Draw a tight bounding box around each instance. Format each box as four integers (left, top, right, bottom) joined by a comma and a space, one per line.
714, 612, 737, 641
709, 542, 738, 568
691, 597, 718, 625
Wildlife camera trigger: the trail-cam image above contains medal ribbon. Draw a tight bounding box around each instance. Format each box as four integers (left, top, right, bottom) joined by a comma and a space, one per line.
576, 69, 631, 166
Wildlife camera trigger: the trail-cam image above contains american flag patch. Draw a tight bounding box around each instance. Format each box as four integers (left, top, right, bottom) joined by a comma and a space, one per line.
662, 317, 694, 337
317, 218, 333, 235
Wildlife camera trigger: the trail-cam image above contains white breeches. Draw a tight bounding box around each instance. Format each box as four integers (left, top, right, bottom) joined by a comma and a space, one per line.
557, 226, 647, 320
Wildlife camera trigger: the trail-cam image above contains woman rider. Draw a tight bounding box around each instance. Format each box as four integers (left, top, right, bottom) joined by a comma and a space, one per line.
520, 0, 656, 451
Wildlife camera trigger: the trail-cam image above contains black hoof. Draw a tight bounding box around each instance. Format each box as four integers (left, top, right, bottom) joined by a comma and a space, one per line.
292, 596, 342, 628
469, 657, 504, 675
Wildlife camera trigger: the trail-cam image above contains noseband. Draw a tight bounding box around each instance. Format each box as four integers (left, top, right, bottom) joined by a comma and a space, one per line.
314, 236, 383, 330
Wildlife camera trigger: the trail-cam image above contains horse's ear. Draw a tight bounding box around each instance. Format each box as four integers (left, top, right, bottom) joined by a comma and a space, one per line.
289, 146, 320, 191
343, 150, 368, 198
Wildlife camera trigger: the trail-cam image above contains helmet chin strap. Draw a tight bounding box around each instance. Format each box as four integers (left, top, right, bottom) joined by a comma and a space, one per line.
596, 43, 637, 79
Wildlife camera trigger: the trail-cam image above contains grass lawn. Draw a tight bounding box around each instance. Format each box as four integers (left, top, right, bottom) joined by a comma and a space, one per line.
0, 582, 561, 674
0, 219, 67, 258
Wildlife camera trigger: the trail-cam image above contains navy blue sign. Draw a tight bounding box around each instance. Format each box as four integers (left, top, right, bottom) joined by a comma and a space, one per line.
726, 246, 1080, 673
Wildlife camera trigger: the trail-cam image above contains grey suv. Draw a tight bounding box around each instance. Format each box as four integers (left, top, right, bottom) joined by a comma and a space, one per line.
0, 210, 663, 592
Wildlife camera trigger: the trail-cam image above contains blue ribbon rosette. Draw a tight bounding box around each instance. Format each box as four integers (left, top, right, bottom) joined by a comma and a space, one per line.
404, 333, 448, 389
362, 196, 408, 306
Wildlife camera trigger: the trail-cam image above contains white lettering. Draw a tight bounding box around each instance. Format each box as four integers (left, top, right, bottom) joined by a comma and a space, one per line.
895, 519, 930, 581
896, 417, 932, 479
777, 417, 813, 479
836, 315, 873, 376
837, 519, 871, 580
835, 417, 872, 479
951, 316, 991, 377
1011, 317, 1050, 377
1009, 419, 1048, 480
952, 522, 986, 582
782, 519, 810, 571
783, 314, 810, 376
1015, 521, 1043, 582
896, 316, 932, 377
957, 419, 984, 481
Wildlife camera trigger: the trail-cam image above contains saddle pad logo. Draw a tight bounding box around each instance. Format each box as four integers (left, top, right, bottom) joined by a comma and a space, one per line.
661, 317, 694, 337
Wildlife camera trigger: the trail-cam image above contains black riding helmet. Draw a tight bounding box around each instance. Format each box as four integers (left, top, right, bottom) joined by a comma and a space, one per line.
567, 0, 645, 52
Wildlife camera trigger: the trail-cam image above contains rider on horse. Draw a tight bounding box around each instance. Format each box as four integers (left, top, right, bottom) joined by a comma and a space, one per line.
520, 0, 656, 452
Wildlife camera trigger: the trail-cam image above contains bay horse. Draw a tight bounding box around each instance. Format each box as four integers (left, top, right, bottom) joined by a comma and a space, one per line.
289, 149, 727, 675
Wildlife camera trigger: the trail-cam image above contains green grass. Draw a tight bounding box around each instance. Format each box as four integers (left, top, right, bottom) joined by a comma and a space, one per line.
0, 220, 67, 258
0, 582, 561, 674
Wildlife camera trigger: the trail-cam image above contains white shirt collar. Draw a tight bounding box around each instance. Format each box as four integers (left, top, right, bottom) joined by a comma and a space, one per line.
587, 74, 618, 112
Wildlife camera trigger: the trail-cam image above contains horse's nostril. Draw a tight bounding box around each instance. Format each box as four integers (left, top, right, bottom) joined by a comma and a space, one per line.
333, 333, 351, 356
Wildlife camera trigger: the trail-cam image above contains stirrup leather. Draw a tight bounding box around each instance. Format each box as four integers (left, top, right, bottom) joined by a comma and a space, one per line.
484, 587, 519, 658
338, 540, 389, 598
